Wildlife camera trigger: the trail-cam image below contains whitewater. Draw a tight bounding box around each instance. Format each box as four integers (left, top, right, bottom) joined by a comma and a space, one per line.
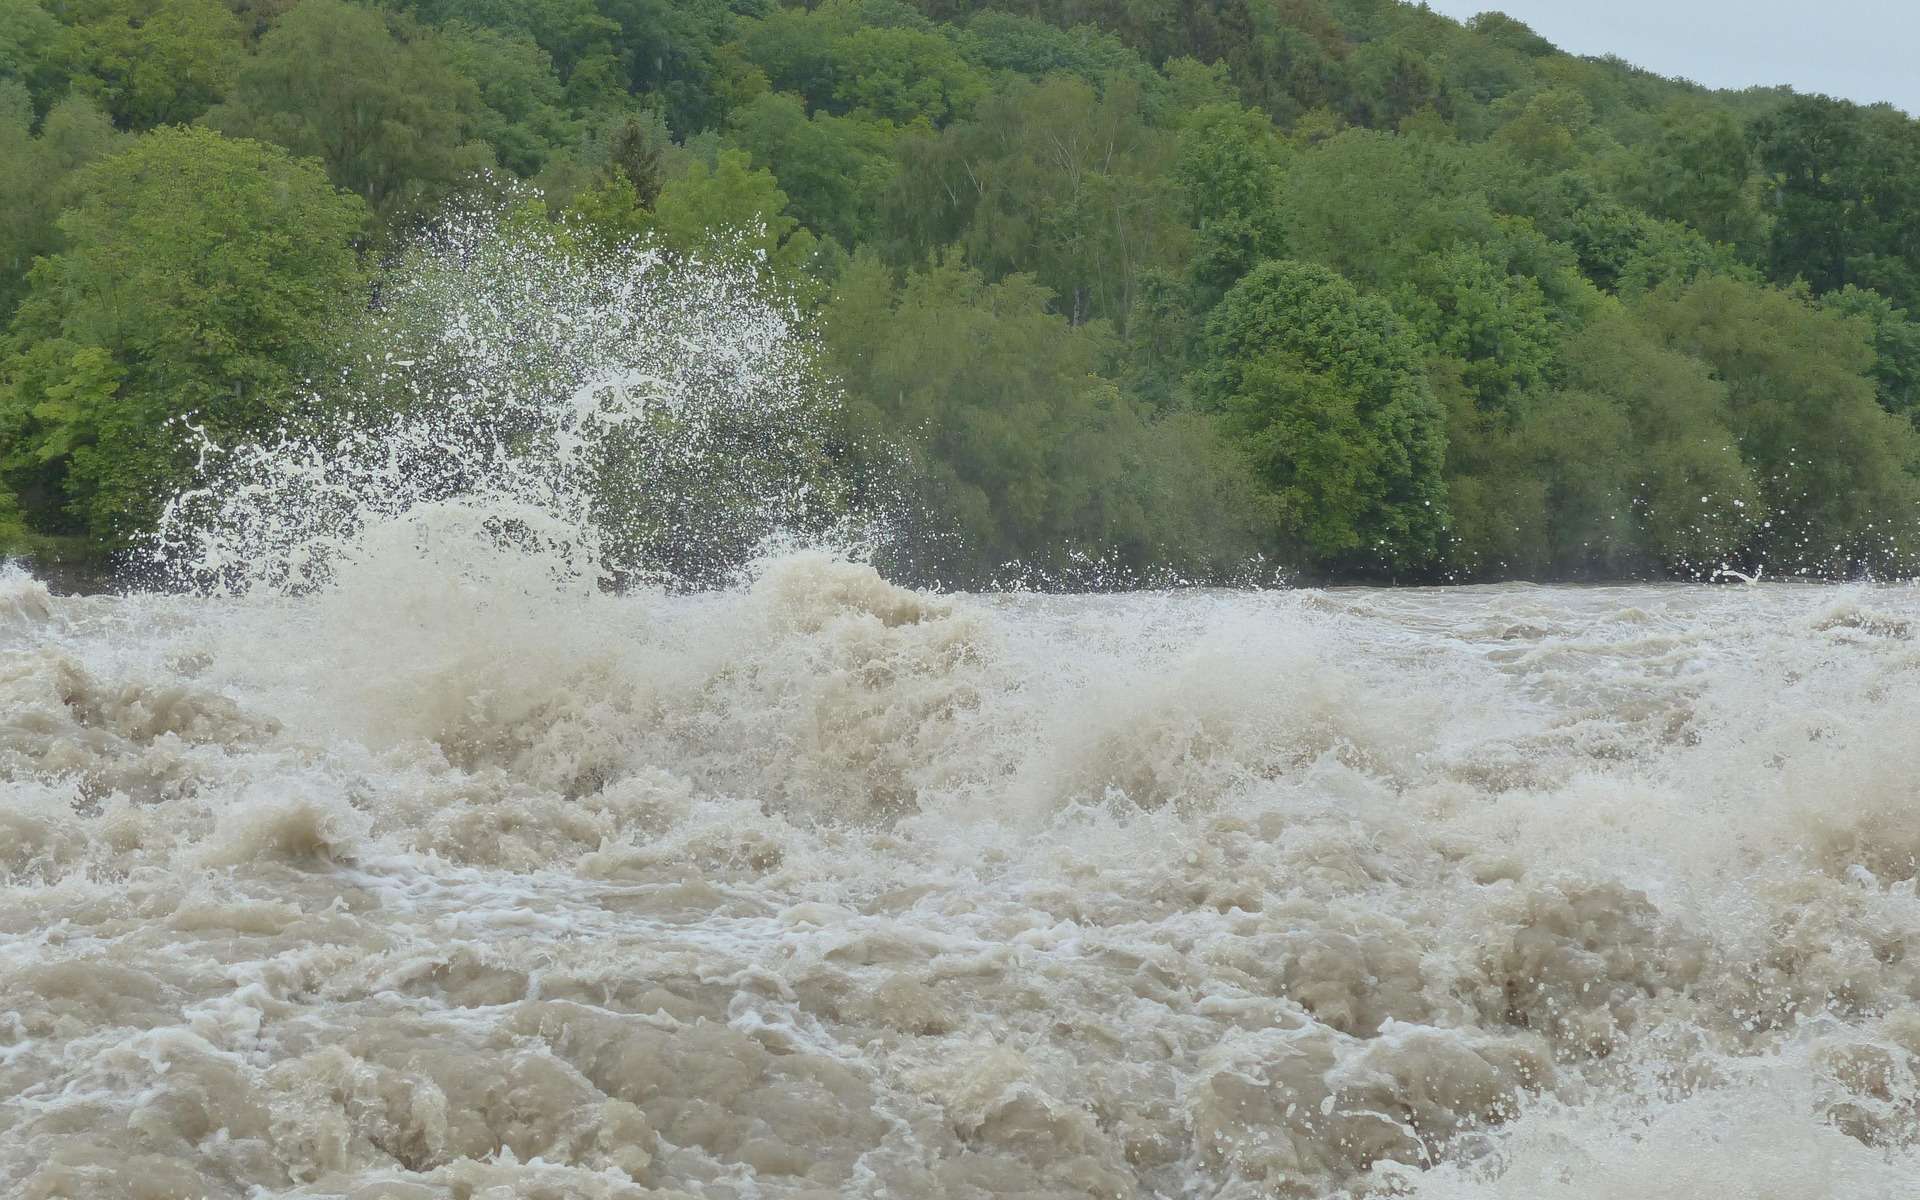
7, 558, 1920, 1199
6, 213, 1920, 1198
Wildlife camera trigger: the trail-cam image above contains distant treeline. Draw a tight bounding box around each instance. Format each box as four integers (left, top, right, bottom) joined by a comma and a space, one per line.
6, 0, 1920, 584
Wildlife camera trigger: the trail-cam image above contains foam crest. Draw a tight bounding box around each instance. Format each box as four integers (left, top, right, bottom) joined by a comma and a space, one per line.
9, 578, 1920, 1197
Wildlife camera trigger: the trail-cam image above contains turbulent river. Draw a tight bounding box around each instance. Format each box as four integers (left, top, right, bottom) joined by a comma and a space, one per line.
7, 217, 1920, 1197
5, 559, 1920, 1199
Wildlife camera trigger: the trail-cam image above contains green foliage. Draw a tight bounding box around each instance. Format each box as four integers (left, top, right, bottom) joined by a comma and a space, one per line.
64, 0, 246, 128
943, 75, 1184, 325
728, 92, 895, 249
208, 0, 491, 225
1174, 102, 1289, 307
1444, 314, 1759, 578
4, 0, 1919, 583
1281, 130, 1491, 290
1, 0, 71, 109
1490, 88, 1600, 170
0, 87, 125, 321
1639, 277, 1920, 572
1820, 285, 1920, 426
438, 20, 577, 175
826, 251, 1264, 583
1616, 100, 1767, 252
1752, 94, 1920, 310
386, 0, 625, 108
650, 148, 824, 297
1346, 41, 1451, 131
1195, 260, 1448, 572
831, 24, 984, 125
1391, 245, 1557, 415
733, 2, 844, 110
1515, 176, 1752, 297
733, 0, 983, 127
0, 127, 368, 548
955, 12, 1151, 92
596, 0, 741, 133
0, 477, 27, 554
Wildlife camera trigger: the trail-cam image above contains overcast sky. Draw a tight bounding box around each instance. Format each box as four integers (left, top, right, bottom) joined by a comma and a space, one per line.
1420, 1, 1918, 113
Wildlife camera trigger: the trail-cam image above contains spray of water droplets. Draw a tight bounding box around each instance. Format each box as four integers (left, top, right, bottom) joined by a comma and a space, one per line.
150, 200, 855, 597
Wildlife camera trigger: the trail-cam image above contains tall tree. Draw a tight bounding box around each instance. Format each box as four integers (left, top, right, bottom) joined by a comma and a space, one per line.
825, 250, 1263, 583
1174, 101, 1290, 309
0, 0, 70, 110
728, 92, 896, 250
63, 0, 246, 128
208, 0, 491, 225
437, 21, 577, 177
1194, 259, 1449, 572
1751, 95, 1920, 310
0, 88, 125, 322
1639, 277, 1920, 572
1444, 314, 1760, 578
1619, 100, 1767, 252
0, 127, 368, 548
951, 74, 1183, 326
1820, 284, 1920, 428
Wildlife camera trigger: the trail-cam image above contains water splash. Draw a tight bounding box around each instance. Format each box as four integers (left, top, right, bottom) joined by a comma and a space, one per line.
150, 198, 851, 597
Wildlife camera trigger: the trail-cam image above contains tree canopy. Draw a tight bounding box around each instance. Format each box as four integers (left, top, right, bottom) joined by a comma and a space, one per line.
3, 0, 1919, 584
0, 126, 366, 546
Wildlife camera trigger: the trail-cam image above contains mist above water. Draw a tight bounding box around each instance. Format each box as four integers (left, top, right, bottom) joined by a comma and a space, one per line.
5, 216, 1920, 1199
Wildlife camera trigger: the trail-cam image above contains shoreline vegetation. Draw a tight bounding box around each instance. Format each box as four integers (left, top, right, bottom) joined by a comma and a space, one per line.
6, 0, 1920, 589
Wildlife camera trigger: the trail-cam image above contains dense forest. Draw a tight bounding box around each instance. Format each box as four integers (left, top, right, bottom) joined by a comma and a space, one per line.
5, 0, 1920, 585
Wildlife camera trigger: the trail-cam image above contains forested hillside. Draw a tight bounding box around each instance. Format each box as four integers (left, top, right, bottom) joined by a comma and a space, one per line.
6, 0, 1920, 584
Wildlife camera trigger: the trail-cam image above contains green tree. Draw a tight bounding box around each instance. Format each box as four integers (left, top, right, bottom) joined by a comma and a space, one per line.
825, 250, 1262, 583
1347, 41, 1450, 131
733, 0, 850, 110
597, 0, 739, 133
949, 74, 1185, 326
63, 0, 245, 128
0, 0, 66, 110
1618, 101, 1767, 252
1490, 87, 1599, 170
389, 0, 623, 98
955, 12, 1152, 92
1281, 129, 1492, 290
0, 87, 125, 322
1391, 244, 1557, 415
1445, 314, 1759, 577
0, 127, 368, 548
1523, 177, 1752, 296
1820, 285, 1920, 427
1174, 101, 1289, 308
438, 20, 577, 176
1639, 277, 1920, 572
1751, 95, 1920, 310
207, 0, 491, 225
832, 24, 984, 126
650, 148, 823, 295
1194, 259, 1449, 572
728, 91, 896, 249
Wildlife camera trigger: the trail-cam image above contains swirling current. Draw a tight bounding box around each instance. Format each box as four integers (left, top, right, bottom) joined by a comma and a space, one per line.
6, 555, 1920, 1199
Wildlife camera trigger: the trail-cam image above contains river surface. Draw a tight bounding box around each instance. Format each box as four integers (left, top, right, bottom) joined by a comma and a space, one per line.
5, 560, 1920, 1198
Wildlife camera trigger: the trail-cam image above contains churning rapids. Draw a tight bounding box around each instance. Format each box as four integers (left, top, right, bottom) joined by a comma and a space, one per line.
7, 564, 1920, 1199
6, 216, 1920, 1198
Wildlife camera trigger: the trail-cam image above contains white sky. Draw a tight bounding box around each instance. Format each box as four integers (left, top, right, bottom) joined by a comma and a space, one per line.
1419, 1, 1919, 113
